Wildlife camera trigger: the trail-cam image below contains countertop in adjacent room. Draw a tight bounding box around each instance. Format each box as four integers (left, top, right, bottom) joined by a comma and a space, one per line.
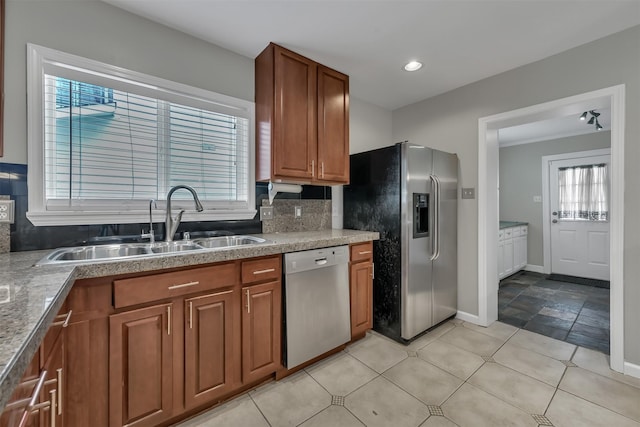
0, 229, 379, 409
499, 221, 528, 229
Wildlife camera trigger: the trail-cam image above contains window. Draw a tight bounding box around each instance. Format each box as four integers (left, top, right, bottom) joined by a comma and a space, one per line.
558, 163, 608, 221
27, 44, 255, 226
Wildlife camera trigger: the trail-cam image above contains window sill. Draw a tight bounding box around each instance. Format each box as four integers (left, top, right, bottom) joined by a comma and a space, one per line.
26, 209, 257, 227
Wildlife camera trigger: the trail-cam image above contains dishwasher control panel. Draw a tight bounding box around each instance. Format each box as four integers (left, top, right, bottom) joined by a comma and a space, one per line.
284, 245, 349, 275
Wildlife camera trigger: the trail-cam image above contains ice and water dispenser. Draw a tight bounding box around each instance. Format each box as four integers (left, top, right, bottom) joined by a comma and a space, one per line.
413, 193, 429, 238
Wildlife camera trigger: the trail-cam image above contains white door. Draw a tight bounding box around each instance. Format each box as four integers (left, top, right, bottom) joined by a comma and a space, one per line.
549, 154, 610, 280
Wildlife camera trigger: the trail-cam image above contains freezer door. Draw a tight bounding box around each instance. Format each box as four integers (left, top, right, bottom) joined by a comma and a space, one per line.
401, 144, 434, 340
432, 150, 458, 324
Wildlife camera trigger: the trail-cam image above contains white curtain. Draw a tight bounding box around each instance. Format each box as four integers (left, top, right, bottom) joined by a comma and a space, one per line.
558, 163, 608, 221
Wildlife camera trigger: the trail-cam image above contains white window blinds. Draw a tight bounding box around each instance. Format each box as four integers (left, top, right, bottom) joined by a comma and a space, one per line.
28, 44, 255, 226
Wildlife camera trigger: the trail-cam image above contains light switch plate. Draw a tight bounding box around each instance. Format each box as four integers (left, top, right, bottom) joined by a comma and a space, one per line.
294, 206, 302, 218
259, 206, 273, 221
462, 188, 475, 199
0, 200, 15, 223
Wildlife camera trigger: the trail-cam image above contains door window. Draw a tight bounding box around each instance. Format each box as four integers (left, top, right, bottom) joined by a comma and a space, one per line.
558, 163, 608, 221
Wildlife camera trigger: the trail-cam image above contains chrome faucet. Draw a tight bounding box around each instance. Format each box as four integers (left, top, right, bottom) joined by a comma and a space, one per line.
141, 199, 157, 243
165, 185, 204, 242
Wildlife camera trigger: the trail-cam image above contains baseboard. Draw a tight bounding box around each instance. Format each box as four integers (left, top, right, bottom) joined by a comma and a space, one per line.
525, 264, 545, 274
624, 361, 640, 379
456, 311, 480, 325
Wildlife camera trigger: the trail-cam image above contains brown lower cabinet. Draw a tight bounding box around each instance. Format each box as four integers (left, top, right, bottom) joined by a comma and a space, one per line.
350, 242, 374, 338
109, 303, 174, 427
241, 281, 281, 384
1, 307, 68, 427
184, 290, 239, 410
106, 255, 280, 427
3, 245, 376, 427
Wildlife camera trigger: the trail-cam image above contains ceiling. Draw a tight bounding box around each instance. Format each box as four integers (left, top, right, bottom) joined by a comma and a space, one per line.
498, 108, 611, 147
102, 0, 640, 111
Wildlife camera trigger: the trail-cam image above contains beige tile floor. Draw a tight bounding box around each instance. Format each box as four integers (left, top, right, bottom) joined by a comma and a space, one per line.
177, 319, 640, 427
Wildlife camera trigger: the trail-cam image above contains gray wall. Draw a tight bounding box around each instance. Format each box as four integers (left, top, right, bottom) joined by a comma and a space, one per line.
350, 97, 393, 154
499, 132, 611, 267
393, 25, 640, 364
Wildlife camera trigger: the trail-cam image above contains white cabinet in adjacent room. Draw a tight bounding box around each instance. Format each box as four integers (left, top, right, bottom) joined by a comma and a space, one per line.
498, 225, 527, 279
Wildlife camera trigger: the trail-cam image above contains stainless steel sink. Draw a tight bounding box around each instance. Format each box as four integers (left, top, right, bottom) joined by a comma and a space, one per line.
45, 243, 152, 262
36, 235, 270, 265
192, 235, 268, 248
150, 241, 203, 253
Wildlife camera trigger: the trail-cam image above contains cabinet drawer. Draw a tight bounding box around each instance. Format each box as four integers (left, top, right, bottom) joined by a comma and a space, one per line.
241, 256, 281, 285
512, 227, 521, 237
498, 230, 505, 241
520, 226, 528, 235
350, 242, 373, 262
503, 228, 513, 239
114, 263, 238, 308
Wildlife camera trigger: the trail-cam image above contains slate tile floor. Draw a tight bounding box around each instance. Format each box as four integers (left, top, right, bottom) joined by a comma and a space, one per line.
498, 271, 610, 354
178, 320, 640, 427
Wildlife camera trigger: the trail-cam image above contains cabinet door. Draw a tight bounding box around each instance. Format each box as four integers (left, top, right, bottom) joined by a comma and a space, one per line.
184, 290, 238, 409
273, 46, 316, 181
503, 239, 514, 276
40, 334, 64, 427
241, 281, 281, 384
350, 261, 373, 338
317, 65, 349, 184
109, 304, 173, 427
498, 240, 505, 279
513, 236, 523, 270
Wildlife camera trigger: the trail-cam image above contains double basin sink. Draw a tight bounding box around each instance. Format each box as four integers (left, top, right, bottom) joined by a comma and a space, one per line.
37, 235, 270, 265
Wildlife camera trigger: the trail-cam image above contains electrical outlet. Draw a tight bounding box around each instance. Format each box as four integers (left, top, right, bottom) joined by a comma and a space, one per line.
0, 200, 15, 224
294, 206, 302, 218
461, 188, 475, 199
533, 195, 542, 203
259, 206, 273, 221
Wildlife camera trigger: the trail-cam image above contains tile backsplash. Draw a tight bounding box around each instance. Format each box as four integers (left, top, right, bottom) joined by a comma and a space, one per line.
261, 199, 332, 233
0, 163, 332, 252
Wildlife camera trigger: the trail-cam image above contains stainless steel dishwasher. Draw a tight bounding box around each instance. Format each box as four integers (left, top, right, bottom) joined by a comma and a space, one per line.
284, 245, 351, 369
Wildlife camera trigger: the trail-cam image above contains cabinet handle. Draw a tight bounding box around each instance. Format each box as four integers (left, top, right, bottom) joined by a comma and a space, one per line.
16, 370, 49, 427
311, 160, 315, 177
189, 301, 193, 329
51, 310, 72, 327
168, 281, 199, 290
245, 289, 250, 314
167, 306, 171, 335
358, 250, 372, 255
253, 268, 275, 275
56, 368, 62, 415
50, 389, 57, 427
321, 162, 325, 178
371, 263, 375, 279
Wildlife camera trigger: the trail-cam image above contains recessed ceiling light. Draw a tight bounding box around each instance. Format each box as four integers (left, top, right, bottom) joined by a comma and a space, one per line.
404, 61, 423, 72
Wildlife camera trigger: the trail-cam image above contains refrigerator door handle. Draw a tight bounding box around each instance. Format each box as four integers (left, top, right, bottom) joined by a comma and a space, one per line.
429, 175, 440, 261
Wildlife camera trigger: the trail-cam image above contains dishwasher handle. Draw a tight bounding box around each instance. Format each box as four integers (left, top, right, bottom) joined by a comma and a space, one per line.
315, 258, 328, 265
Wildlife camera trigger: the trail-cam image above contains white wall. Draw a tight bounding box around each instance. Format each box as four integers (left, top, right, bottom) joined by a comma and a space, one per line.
350, 97, 393, 154
392, 25, 640, 364
499, 132, 611, 267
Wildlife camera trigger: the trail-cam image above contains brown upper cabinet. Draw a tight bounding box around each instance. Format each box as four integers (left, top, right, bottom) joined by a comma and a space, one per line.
255, 43, 349, 185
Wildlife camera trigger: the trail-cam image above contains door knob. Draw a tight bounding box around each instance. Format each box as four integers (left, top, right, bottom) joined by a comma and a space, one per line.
552, 211, 558, 216
552, 219, 558, 223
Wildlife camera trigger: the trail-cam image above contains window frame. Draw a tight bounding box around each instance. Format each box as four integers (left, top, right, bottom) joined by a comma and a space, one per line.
27, 43, 256, 226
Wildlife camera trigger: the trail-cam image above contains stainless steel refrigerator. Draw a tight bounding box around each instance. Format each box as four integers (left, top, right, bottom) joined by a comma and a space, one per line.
344, 142, 458, 342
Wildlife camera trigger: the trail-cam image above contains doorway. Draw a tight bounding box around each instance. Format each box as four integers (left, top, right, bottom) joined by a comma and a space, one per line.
477, 85, 625, 373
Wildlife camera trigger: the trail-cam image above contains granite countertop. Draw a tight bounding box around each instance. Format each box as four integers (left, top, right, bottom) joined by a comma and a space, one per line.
0, 229, 379, 409
499, 221, 528, 229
